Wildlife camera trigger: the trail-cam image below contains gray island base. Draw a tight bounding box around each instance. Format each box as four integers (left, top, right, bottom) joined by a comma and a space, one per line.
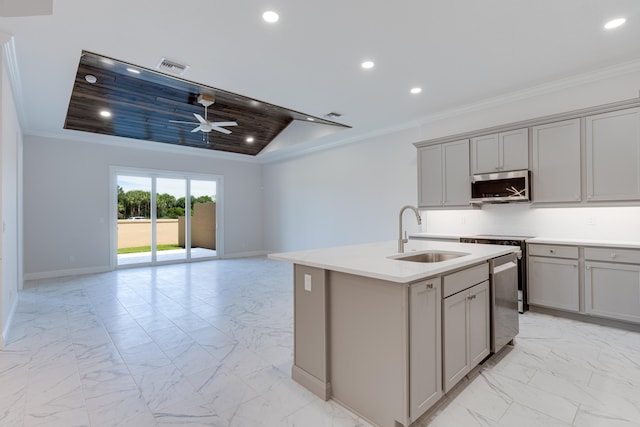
270, 240, 519, 427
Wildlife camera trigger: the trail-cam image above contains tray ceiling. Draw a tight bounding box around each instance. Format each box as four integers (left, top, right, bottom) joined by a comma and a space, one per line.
64, 51, 349, 156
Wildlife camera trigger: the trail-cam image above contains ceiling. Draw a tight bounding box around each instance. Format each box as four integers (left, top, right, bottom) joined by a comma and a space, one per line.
1, 0, 640, 161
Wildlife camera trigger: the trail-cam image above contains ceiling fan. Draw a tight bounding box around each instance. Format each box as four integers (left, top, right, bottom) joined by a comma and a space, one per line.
170, 94, 237, 142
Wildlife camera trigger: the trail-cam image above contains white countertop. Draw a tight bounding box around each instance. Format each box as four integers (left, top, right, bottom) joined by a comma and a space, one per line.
269, 240, 519, 283
527, 237, 640, 249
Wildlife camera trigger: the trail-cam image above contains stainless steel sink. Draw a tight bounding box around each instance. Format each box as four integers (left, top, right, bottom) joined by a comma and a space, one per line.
390, 251, 468, 263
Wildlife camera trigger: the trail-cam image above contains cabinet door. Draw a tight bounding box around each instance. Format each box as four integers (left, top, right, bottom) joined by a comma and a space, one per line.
471, 134, 500, 174
443, 139, 470, 206
528, 256, 579, 312
585, 261, 640, 324
467, 281, 490, 367
409, 279, 442, 420
500, 128, 529, 172
586, 107, 640, 202
418, 145, 443, 207
531, 119, 581, 203
442, 289, 469, 393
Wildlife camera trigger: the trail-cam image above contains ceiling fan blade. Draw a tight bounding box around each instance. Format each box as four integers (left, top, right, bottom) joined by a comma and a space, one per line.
170, 120, 199, 124
191, 126, 203, 133
210, 121, 238, 127
212, 126, 233, 135
193, 113, 207, 124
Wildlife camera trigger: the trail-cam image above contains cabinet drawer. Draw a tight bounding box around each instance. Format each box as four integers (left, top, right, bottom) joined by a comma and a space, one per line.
584, 247, 640, 264
528, 244, 578, 259
443, 263, 489, 298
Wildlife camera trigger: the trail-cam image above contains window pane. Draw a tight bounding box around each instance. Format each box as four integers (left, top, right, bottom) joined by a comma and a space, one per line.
156, 177, 186, 262
117, 175, 151, 265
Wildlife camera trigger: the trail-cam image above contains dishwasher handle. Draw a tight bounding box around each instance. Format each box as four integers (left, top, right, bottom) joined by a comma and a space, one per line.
492, 260, 517, 275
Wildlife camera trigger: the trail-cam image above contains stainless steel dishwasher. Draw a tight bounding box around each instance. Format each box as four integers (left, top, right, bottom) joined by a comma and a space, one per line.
489, 252, 519, 353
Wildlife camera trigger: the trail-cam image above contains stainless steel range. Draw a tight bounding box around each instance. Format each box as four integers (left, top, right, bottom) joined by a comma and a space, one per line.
459, 235, 533, 313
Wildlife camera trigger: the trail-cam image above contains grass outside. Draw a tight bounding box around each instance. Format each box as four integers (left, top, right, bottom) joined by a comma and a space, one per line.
118, 244, 182, 254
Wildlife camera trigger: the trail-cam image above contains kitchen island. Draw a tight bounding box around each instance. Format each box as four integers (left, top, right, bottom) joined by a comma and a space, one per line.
269, 240, 519, 427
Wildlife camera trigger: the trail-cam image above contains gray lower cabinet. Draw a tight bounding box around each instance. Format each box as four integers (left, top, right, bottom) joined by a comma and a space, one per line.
528, 255, 579, 312
584, 246, 640, 324
442, 279, 490, 393
409, 279, 442, 420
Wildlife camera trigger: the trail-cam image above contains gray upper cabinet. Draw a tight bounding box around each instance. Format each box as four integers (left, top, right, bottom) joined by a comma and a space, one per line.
418, 139, 470, 208
418, 144, 444, 207
531, 119, 581, 203
586, 107, 640, 202
471, 128, 528, 174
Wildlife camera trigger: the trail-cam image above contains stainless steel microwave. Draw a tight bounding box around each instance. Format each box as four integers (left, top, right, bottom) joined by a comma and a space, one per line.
470, 170, 530, 204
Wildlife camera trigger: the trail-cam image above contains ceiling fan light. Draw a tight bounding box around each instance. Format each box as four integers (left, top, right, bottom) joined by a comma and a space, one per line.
99, 110, 111, 118
246, 137, 255, 143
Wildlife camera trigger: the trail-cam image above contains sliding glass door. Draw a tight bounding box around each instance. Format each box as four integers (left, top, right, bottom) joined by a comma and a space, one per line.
114, 168, 219, 267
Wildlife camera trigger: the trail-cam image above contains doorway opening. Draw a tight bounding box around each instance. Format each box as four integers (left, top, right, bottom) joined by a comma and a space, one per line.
112, 168, 221, 268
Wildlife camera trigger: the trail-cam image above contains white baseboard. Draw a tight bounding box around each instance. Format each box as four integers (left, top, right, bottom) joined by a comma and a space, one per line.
23, 265, 112, 281
222, 250, 268, 259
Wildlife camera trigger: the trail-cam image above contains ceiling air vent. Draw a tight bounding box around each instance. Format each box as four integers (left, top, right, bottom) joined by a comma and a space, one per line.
324, 112, 342, 119
156, 58, 189, 76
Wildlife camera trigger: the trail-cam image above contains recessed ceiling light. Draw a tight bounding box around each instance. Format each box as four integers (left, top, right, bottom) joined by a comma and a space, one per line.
263, 11, 279, 23
604, 17, 626, 29
361, 60, 375, 69
126, 67, 141, 74
85, 74, 97, 84
246, 137, 255, 143
306, 117, 315, 121
99, 110, 112, 118
410, 87, 422, 94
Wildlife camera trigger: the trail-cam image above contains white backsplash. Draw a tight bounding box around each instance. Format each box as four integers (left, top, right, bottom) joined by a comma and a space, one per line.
423, 204, 640, 241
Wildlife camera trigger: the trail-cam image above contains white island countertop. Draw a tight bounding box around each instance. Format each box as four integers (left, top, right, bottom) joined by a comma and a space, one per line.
269, 240, 519, 283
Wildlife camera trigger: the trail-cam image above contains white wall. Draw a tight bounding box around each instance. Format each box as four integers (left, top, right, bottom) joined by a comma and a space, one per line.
263, 127, 422, 252
263, 67, 640, 253
1, 43, 22, 348
23, 135, 264, 278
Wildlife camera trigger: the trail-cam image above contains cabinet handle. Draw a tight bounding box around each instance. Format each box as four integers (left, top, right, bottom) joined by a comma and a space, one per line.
467, 294, 477, 300
549, 249, 555, 254
426, 283, 434, 289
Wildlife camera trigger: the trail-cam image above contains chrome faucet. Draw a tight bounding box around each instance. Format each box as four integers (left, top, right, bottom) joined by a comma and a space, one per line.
398, 205, 422, 253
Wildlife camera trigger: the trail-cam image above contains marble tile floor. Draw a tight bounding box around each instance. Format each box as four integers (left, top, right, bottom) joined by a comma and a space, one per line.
0, 257, 639, 426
